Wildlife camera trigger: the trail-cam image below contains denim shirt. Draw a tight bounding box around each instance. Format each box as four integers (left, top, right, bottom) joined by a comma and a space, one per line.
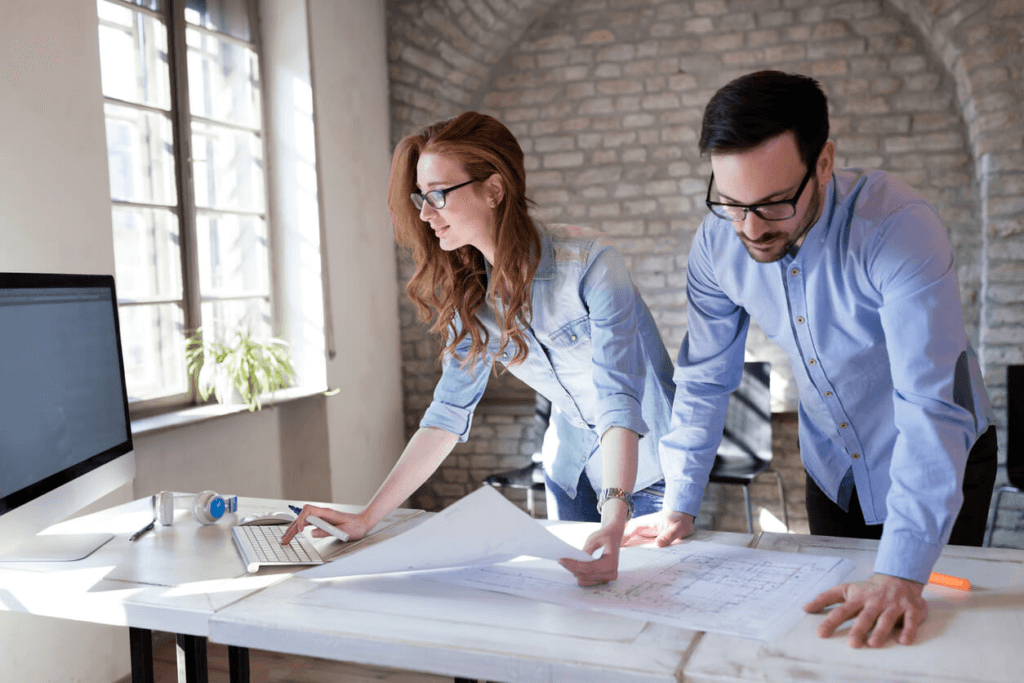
420, 224, 675, 498
662, 169, 993, 583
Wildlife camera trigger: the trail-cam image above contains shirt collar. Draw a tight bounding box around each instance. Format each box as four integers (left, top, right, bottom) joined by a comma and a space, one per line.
788, 173, 837, 265
532, 226, 556, 280
483, 225, 553, 291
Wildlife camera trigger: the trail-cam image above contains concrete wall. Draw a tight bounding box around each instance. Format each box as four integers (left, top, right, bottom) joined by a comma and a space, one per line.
308, 0, 406, 505
0, 2, 130, 681
0, 1, 399, 681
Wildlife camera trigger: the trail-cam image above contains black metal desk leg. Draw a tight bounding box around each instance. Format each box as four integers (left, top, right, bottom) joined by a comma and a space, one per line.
175, 633, 209, 683
129, 627, 154, 683
229, 645, 250, 683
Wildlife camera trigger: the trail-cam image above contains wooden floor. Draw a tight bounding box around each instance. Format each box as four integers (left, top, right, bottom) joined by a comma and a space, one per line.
152, 634, 453, 683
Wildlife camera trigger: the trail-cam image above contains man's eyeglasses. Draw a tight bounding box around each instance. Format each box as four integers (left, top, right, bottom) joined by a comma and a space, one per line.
410, 179, 476, 211
705, 164, 815, 222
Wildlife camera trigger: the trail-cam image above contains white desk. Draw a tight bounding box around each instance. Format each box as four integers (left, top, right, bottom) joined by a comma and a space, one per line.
4, 498, 1023, 683
684, 533, 1024, 683
207, 529, 755, 683
0, 494, 421, 683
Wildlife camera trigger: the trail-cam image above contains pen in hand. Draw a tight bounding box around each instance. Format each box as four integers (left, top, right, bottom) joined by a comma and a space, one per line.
129, 520, 155, 542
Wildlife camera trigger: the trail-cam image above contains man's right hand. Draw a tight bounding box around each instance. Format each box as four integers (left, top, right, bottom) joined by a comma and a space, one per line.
625, 510, 695, 547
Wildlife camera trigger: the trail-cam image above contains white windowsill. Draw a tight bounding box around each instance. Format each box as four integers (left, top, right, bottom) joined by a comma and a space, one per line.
130, 385, 332, 437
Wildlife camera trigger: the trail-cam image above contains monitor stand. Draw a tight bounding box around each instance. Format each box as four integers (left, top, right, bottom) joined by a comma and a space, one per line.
0, 533, 114, 562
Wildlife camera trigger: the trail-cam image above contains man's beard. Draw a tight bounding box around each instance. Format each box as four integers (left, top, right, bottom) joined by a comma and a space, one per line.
740, 179, 822, 263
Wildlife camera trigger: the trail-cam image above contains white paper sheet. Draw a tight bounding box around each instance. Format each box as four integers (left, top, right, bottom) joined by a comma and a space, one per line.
299, 485, 592, 578
430, 540, 856, 642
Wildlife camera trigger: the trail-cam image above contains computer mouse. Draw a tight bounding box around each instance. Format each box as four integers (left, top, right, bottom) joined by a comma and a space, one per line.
238, 511, 295, 526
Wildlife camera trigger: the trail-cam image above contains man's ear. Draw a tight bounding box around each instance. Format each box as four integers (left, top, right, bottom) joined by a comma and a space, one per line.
817, 140, 836, 183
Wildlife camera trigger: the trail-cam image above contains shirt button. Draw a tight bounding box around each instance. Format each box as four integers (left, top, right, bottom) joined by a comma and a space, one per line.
824, 391, 833, 397
840, 422, 848, 429
791, 268, 800, 276
808, 358, 817, 365
570, 334, 577, 341
852, 453, 860, 459
796, 316, 805, 324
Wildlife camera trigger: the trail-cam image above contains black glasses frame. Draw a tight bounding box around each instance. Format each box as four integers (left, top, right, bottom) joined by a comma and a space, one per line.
410, 179, 476, 211
705, 164, 815, 222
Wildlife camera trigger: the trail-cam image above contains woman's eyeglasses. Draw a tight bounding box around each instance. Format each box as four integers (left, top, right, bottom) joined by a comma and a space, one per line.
410, 179, 476, 210
705, 165, 815, 222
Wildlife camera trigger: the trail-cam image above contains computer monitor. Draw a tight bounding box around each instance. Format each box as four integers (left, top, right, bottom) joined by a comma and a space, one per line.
0, 273, 136, 562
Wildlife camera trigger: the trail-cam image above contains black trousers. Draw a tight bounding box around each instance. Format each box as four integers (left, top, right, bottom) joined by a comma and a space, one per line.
804, 426, 998, 547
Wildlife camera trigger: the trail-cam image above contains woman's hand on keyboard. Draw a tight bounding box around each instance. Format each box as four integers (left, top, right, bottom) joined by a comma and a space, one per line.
280, 505, 371, 545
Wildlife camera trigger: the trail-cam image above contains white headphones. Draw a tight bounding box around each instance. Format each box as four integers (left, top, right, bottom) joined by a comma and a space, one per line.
156, 491, 237, 525
192, 490, 238, 525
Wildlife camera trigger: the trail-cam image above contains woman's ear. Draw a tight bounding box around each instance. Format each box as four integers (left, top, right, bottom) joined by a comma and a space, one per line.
483, 173, 504, 207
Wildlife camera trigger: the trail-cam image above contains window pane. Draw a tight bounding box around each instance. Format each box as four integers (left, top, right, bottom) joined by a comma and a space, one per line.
184, 0, 252, 43
97, 1, 171, 109
120, 303, 188, 400
187, 28, 261, 128
196, 212, 269, 298
105, 103, 178, 205
112, 206, 183, 301
201, 298, 272, 343
191, 122, 264, 212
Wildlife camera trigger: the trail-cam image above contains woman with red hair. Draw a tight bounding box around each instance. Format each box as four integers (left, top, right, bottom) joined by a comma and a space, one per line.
285, 112, 674, 585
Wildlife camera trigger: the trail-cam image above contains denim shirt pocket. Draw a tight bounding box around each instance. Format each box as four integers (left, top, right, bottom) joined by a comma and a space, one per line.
546, 315, 592, 349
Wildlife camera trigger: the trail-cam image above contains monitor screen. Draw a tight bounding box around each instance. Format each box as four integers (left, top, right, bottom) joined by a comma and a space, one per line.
0, 273, 134, 560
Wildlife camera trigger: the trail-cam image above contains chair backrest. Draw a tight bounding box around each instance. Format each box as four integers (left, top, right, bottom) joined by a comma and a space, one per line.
1008, 364, 1023, 490
718, 361, 772, 464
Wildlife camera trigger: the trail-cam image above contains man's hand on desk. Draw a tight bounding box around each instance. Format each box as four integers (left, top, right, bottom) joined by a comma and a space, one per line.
281, 505, 371, 545
558, 500, 629, 587
803, 573, 928, 648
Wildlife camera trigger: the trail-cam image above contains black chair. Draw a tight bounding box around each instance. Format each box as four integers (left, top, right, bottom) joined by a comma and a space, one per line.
483, 395, 550, 517
708, 361, 789, 533
987, 364, 1023, 546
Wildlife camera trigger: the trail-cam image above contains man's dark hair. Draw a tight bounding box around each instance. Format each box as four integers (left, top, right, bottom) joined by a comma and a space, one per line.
699, 71, 829, 168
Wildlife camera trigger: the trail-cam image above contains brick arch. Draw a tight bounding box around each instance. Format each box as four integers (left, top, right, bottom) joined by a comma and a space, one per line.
387, 0, 563, 145
887, 0, 1024, 408
388, 1, 1024, 521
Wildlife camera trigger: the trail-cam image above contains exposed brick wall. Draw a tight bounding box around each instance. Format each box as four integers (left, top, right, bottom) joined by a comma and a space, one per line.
387, 0, 1024, 547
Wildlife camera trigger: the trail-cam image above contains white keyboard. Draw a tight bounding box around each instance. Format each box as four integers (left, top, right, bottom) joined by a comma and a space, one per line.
231, 524, 324, 574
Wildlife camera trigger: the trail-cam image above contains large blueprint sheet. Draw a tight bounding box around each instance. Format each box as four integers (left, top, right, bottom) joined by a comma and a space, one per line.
432, 540, 856, 642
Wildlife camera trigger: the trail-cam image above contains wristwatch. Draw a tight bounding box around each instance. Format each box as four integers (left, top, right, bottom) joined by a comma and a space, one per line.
597, 487, 634, 520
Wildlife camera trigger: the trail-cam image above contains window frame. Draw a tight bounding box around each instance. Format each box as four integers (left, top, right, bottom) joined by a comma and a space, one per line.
100, 0, 274, 418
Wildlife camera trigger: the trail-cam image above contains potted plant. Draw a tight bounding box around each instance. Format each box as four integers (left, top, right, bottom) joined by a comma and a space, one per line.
185, 328, 297, 411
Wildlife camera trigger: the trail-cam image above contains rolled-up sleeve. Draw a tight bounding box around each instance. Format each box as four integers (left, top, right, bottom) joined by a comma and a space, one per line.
580, 242, 649, 439
419, 320, 494, 442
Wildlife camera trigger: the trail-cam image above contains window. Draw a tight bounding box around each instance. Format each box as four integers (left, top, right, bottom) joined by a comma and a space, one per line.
97, 0, 271, 412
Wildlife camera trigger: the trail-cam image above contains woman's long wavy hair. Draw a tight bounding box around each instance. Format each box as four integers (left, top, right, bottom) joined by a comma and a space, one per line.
388, 112, 541, 370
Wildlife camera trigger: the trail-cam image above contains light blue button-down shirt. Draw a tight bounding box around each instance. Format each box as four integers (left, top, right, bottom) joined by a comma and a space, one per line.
420, 224, 675, 498
662, 168, 992, 583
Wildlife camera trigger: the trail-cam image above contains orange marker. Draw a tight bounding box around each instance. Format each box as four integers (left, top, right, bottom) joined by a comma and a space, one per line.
928, 571, 970, 591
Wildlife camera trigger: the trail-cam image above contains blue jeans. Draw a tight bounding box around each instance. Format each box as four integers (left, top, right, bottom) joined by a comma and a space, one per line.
543, 468, 665, 522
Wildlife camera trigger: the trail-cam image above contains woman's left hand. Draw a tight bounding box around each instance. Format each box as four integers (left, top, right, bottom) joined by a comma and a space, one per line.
558, 503, 629, 586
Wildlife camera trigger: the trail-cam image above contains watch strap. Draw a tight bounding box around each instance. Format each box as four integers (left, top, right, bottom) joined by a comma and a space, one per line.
597, 487, 634, 520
